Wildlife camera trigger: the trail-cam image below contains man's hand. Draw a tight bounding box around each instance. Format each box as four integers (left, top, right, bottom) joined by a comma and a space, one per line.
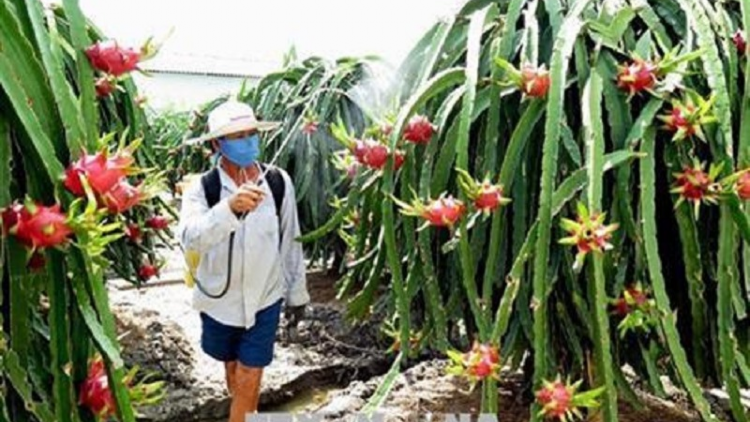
284, 305, 306, 340
228, 183, 265, 215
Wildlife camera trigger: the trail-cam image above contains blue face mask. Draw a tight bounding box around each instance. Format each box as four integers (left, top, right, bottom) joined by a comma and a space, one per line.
218, 134, 260, 167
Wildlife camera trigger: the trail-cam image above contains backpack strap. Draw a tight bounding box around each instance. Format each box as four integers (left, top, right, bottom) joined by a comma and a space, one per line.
194, 167, 234, 299
260, 163, 286, 220
260, 164, 286, 248
200, 168, 222, 208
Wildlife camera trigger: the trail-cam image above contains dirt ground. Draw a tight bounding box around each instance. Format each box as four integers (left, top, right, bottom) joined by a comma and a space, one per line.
307, 270, 342, 304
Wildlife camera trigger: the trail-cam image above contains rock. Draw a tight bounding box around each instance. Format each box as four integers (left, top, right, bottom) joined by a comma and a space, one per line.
317, 394, 366, 418
114, 304, 194, 389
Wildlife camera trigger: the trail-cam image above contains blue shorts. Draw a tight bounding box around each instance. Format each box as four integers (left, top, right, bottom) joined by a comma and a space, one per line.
199, 299, 283, 367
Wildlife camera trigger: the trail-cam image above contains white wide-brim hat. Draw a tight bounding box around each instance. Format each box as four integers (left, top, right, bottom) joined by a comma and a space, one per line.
184, 100, 280, 145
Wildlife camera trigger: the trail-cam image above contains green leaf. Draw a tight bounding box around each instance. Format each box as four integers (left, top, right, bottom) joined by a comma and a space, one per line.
362, 352, 404, 416
62, 0, 99, 148
588, 6, 636, 49
582, 64, 618, 422
0, 2, 65, 179
70, 277, 123, 368
560, 120, 582, 167
46, 252, 78, 422
3, 350, 55, 422
631, 0, 673, 50
498, 100, 546, 189
25, 0, 85, 153
413, 17, 457, 96
639, 127, 718, 422
0, 114, 10, 206
456, 5, 491, 340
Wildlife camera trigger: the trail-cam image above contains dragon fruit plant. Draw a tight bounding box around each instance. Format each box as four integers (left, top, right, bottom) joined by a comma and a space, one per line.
0, 1, 170, 420
294, 0, 750, 420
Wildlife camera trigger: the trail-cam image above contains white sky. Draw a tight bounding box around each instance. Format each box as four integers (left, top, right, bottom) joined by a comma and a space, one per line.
77, 0, 464, 69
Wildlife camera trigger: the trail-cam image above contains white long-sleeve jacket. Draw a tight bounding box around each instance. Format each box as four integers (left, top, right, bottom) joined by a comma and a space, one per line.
177, 165, 310, 329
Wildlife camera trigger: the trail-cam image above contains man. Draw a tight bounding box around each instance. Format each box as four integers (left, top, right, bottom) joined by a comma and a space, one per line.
178, 100, 310, 421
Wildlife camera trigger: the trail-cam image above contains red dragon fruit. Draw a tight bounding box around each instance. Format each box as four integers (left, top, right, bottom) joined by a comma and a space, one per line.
611, 285, 649, 316
79, 357, 116, 418
474, 184, 507, 212
79, 354, 164, 418
2, 202, 73, 251
145, 215, 170, 230
301, 119, 319, 135
351, 140, 368, 163
446, 342, 501, 384
464, 342, 500, 380
27, 252, 46, 272
536, 377, 604, 421
736, 172, 750, 200
734, 30, 747, 55
95, 77, 116, 97
125, 224, 142, 242
494, 59, 551, 99
612, 297, 631, 317
396, 194, 466, 229
18, 204, 73, 249
101, 181, 142, 214
457, 169, 511, 214
351, 139, 400, 170
1, 202, 23, 236
393, 150, 406, 171
362, 142, 389, 169
520, 64, 551, 98
85, 40, 141, 77
671, 162, 722, 218
537, 379, 575, 420
64, 151, 134, 197
659, 96, 716, 142
421, 196, 466, 227
403, 115, 436, 145
559, 203, 619, 270
617, 58, 658, 96
138, 263, 158, 281
661, 106, 696, 137
613, 284, 657, 336
674, 166, 711, 201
